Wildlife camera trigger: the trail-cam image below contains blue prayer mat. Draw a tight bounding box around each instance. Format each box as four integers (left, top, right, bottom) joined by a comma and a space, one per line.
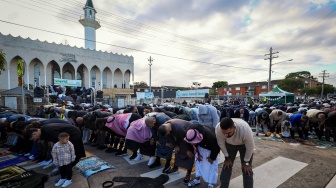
74, 156, 115, 178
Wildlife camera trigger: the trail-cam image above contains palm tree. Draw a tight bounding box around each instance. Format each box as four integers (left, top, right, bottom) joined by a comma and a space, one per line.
0, 49, 6, 74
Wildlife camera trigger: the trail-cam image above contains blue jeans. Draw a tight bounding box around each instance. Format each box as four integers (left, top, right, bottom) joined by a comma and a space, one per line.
220, 143, 253, 188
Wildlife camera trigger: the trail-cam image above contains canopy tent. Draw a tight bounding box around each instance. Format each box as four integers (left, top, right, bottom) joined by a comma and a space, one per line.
259, 87, 295, 104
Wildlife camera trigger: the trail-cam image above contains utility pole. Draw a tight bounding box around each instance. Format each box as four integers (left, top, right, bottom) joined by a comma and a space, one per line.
319, 70, 329, 99
148, 56, 153, 93
264, 47, 279, 92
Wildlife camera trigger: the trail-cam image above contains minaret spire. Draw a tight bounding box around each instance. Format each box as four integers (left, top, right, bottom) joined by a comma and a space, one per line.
79, 0, 101, 50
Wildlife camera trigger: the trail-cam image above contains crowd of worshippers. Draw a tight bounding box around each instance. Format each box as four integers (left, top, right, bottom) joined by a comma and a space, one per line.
0, 100, 335, 188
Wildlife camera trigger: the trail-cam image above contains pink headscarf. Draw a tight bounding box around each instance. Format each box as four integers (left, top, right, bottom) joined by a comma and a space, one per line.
184, 129, 203, 144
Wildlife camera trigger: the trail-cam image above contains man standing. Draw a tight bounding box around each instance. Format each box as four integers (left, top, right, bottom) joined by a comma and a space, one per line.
215, 118, 254, 188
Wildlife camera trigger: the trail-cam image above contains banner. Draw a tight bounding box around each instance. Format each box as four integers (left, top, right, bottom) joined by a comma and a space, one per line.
176, 89, 210, 98
54, 78, 82, 87
136, 92, 154, 100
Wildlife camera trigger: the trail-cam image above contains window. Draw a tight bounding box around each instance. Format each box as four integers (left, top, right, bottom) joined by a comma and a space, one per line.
34, 64, 40, 86
262, 85, 267, 89
137, 89, 140, 91
91, 70, 96, 88
103, 70, 107, 89
63, 71, 72, 80
235, 87, 240, 90
229, 88, 232, 91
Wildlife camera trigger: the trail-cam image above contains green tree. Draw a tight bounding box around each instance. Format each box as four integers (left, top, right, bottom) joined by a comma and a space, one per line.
278, 78, 304, 92
316, 84, 335, 95
212, 81, 228, 88
134, 81, 148, 86
301, 87, 318, 96
285, 71, 311, 79
0, 49, 6, 74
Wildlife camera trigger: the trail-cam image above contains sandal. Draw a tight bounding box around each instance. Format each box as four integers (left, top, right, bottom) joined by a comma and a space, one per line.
183, 173, 191, 184
187, 179, 200, 187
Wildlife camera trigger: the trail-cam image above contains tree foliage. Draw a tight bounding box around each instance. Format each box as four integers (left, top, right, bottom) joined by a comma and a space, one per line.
300, 85, 335, 96
212, 81, 228, 88
0, 49, 6, 75
278, 78, 304, 92
285, 71, 312, 79
134, 81, 148, 86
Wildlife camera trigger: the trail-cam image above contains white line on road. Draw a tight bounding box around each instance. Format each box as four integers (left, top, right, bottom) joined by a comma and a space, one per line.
326, 174, 336, 188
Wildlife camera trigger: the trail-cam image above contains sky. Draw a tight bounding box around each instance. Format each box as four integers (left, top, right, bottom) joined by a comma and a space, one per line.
0, 0, 336, 88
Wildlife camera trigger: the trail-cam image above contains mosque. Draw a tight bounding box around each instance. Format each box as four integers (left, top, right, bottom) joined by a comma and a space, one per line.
0, 0, 134, 101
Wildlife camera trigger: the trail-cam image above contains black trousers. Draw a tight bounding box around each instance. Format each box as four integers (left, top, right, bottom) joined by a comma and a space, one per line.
59, 163, 73, 180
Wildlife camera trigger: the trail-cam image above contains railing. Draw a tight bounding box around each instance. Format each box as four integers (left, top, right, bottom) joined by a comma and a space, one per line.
79, 15, 100, 24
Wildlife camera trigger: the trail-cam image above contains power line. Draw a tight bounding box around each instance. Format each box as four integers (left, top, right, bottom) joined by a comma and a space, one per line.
0, 19, 266, 71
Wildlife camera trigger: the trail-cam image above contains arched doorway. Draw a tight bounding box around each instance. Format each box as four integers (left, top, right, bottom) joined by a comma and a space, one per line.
46, 60, 61, 85
113, 68, 122, 88
9, 56, 26, 88
102, 67, 112, 89
29, 58, 44, 88
124, 69, 131, 89
77, 64, 88, 87
91, 66, 101, 89
62, 62, 75, 80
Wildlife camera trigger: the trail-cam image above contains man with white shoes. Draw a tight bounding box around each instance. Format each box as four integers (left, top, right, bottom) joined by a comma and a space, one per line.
125, 117, 156, 165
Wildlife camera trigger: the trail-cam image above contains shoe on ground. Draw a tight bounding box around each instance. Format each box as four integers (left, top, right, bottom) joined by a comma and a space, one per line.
162, 166, 170, 173
24, 153, 31, 157
43, 159, 52, 166
134, 154, 143, 161
276, 134, 281, 138
184, 173, 191, 184
115, 150, 127, 157
129, 152, 137, 159
38, 160, 47, 166
97, 145, 107, 150
207, 184, 214, 188
29, 155, 36, 160
147, 156, 155, 166
149, 161, 161, 168
187, 179, 200, 187
55, 179, 66, 186
164, 166, 179, 174
61, 180, 72, 187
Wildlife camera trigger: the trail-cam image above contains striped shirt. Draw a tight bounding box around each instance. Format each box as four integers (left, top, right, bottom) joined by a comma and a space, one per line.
52, 141, 76, 166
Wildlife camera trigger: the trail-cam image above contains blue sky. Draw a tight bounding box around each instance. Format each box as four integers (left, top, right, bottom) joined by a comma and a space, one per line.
0, 0, 335, 87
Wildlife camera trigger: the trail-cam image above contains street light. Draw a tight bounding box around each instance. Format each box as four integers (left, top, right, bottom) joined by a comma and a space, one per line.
268, 59, 293, 92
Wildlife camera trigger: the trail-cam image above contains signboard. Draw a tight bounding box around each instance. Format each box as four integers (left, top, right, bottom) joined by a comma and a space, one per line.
117, 98, 125, 108
5, 97, 17, 109
60, 53, 78, 63
176, 89, 210, 98
136, 92, 154, 100
33, 98, 43, 103
54, 78, 82, 87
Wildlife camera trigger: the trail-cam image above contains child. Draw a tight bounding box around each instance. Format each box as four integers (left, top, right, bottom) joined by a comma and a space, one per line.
52, 132, 76, 187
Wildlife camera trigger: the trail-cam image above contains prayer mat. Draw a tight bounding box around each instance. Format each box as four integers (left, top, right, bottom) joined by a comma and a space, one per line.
0, 170, 48, 188
0, 154, 29, 169
74, 156, 115, 178
0, 165, 27, 182
112, 174, 169, 188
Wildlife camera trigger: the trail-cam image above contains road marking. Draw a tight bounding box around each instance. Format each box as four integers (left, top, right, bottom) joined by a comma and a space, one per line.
326, 174, 336, 188
141, 167, 188, 185
123, 154, 150, 165
221, 156, 307, 188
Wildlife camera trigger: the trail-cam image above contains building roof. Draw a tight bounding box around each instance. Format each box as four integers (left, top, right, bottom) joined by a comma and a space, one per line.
0, 87, 33, 96
223, 79, 283, 88
85, 0, 95, 9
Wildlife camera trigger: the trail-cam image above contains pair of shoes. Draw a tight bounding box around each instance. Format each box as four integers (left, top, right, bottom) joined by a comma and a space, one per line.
115, 150, 127, 156
134, 154, 143, 161
147, 156, 155, 166
187, 179, 200, 187
97, 145, 107, 150
164, 166, 179, 174
61, 180, 72, 187
149, 161, 161, 168
105, 147, 117, 153
184, 173, 191, 184
55, 179, 66, 186
129, 152, 137, 160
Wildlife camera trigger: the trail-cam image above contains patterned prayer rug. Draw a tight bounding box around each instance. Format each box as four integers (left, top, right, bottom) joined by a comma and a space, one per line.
74, 156, 115, 178
0, 165, 27, 182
